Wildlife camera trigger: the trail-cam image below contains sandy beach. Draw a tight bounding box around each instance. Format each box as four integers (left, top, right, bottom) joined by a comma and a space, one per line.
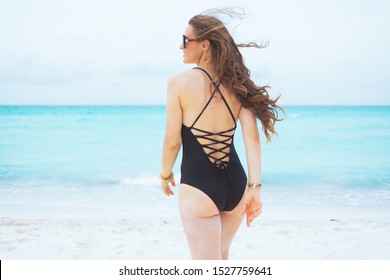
1, 203, 389, 260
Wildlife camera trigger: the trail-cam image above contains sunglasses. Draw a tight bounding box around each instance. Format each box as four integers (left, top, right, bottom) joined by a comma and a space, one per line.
182, 35, 197, 48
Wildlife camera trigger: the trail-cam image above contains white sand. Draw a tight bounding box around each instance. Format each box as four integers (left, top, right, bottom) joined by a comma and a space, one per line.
1, 203, 389, 260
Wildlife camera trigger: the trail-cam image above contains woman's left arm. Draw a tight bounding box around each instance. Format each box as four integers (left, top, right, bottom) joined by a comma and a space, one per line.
161, 76, 183, 196
239, 106, 262, 227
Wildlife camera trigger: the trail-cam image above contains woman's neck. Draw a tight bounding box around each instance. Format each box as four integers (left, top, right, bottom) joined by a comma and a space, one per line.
196, 61, 216, 79
196, 49, 215, 74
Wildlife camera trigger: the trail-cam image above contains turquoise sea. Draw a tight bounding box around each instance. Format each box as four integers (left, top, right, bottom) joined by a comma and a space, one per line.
0, 106, 389, 212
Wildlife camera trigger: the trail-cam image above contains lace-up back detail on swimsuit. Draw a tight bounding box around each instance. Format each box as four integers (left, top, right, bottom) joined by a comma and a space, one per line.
189, 67, 237, 170
180, 67, 247, 212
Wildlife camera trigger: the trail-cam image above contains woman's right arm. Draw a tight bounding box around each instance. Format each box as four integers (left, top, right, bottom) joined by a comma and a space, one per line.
161, 76, 183, 196
239, 107, 262, 227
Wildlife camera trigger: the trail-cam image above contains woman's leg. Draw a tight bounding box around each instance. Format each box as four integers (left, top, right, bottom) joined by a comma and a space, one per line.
179, 184, 222, 260
219, 189, 247, 260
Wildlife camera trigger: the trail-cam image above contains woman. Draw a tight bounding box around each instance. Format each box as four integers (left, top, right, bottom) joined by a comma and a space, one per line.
160, 12, 282, 260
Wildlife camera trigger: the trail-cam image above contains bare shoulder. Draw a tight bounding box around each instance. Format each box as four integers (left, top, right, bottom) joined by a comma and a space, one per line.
238, 106, 256, 124
239, 106, 254, 117
168, 69, 203, 92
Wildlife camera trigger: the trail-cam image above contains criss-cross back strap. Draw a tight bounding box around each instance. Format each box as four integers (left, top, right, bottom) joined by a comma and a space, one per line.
190, 67, 236, 128
190, 125, 236, 169
189, 67, 237, 170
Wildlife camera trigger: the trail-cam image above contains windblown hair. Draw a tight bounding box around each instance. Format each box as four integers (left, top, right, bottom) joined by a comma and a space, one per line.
189, 11, 284, 142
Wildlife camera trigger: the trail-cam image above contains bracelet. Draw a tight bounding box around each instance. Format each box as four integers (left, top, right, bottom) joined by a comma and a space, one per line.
159, 171, 174, 183
247, 183, 262, 189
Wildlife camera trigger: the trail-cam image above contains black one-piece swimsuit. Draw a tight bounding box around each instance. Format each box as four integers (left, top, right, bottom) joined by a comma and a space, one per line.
180, 67, 247, 211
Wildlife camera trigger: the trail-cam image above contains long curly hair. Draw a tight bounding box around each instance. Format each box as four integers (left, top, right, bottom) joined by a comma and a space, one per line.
189, 11, 284, 142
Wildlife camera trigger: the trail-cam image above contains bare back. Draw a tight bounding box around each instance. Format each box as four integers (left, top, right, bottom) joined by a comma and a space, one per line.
181, 70, 241, 130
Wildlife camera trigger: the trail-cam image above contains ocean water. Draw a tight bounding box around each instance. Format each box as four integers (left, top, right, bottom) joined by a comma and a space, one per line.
0, 106, 389, 212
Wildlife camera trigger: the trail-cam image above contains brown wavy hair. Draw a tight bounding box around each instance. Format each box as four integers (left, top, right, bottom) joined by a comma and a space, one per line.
189, 11, 284, 142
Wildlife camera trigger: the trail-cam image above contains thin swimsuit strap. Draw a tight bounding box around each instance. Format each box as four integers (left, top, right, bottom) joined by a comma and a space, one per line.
191, 67, 236, 128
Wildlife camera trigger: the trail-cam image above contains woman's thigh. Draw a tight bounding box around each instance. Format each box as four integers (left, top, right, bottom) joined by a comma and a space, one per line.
219, 188, 247, 258
178, 184, 222, 259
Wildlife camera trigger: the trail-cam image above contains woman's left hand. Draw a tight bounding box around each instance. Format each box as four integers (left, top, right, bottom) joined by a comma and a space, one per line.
241, 189, 262, 227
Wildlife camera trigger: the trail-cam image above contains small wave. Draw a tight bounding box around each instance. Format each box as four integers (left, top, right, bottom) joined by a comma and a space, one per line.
119, 175, 160, 186
103, 173, 183, 187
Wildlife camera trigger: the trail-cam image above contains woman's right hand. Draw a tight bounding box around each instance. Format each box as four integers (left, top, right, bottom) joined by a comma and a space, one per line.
161, 179, 176, 196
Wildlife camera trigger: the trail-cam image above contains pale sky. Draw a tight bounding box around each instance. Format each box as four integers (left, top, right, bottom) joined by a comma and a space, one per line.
0, 0, 389, 105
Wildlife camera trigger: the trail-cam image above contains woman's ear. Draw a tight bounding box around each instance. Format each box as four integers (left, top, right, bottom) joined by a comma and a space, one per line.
201, 39, 210, 51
